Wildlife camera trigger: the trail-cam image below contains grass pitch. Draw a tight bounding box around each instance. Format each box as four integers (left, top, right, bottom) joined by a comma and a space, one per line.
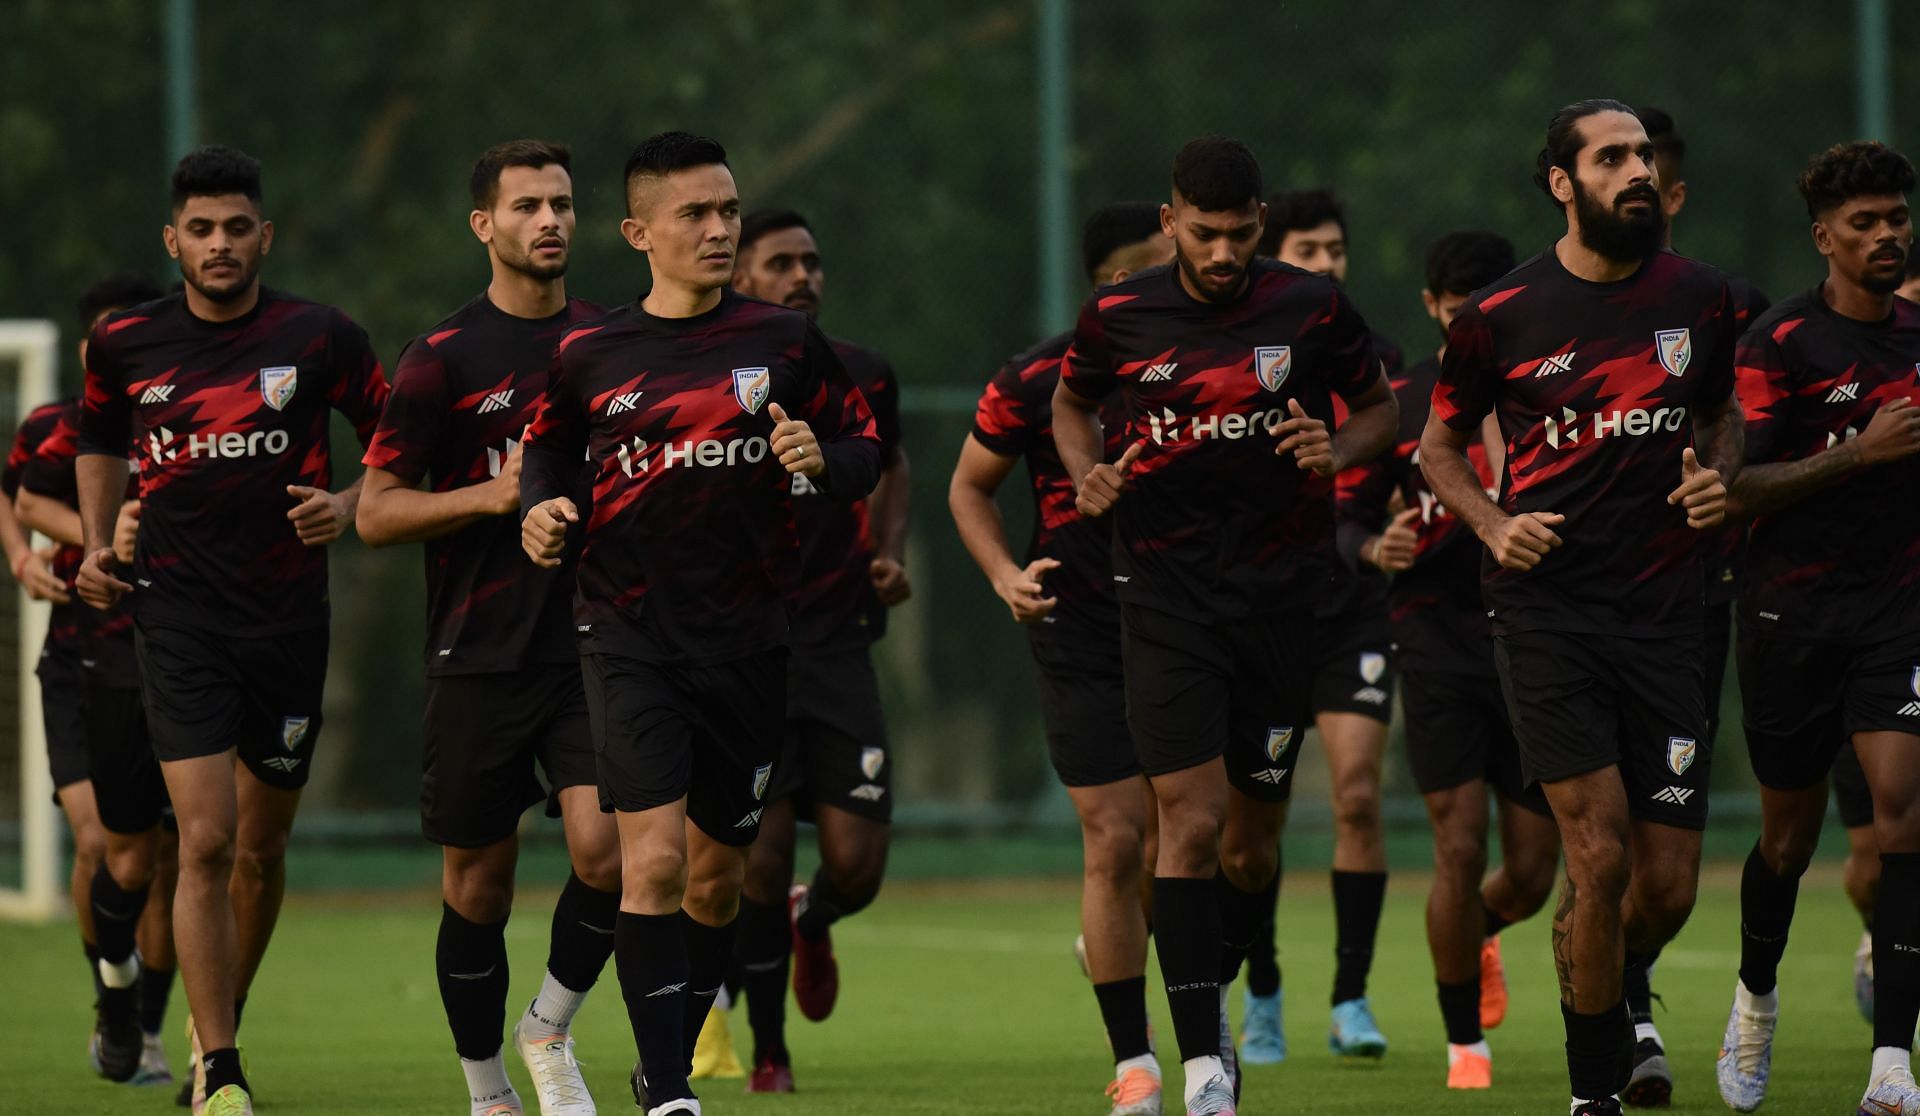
0, 863, 1879, 1114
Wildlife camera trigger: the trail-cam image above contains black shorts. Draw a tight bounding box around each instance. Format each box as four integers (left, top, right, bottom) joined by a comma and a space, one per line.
1738, 630, 1920, 793
1121, 603, 1313, 802
1494, 628, 1710, 830
421, 663, 596, 848
1031, 637, 1138, 788
1833, 740, 1875, 829
1401, 667, 1549, 814
37, 652, 90, 793
84, 674, 167, 836
1311, 605, 1397, 723
584, 649, 786, 847
770, 646, 893, 824
134, 621, 329, 790
1701, 601, 1733, 746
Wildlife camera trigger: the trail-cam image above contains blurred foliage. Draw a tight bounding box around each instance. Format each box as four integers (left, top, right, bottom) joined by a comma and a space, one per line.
1, 0, 1913, 818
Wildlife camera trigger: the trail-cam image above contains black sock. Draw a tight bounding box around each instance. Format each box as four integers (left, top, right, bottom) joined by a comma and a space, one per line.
679, 913, 737, 1071
89, 863, 151, 968
1151, 876, 1223, 1063
1330, 869, 1386, 1005
617, 911, 691, 1107
1094, 976, 1153, 1062
1736, 843, 1800, 997
1562, 1000, 1633, 1100
435, 904, 509, 1061
1481, 901, 1512, 938
546, 872, 619, 994
1437, 979, 1482, 1046
1623, 947, 1661, 1027
736, 897, 791, 1066
795, 870, 869, 942
1244, 862, 1283, 997
139, 964, 176, 1034
1215, 870, 1265, 986
202, 1046, 248, 1096
1873, 852, 1920, 1050
84, 941, 105, 1001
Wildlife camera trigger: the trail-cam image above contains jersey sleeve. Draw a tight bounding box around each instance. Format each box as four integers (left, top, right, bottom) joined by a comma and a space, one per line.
20, 412, 81, 505
1695, 281, 1740, 408
1734, 317, 1796, 466
326, 310, 391, 447
520, 331, 590, 516
1060, 295, 1116, 401
1311, 285, 1381, 398
2, 408, 54, 499
361, 337, 450, 486
970, 356, 1042, 457
792, 321, 881, 500
865, 358, 904, 467
78, 321, 134, 459
1432, 301, 1498, 431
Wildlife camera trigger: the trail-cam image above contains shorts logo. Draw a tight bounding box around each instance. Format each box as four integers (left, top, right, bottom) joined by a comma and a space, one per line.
732, 367, 771, 414
260, 366, 298, 411
752, 763, 772, 801
849, 784, 887, 801
1252, 768, 1290, 785
1351, 687, 1389, 706
860, 747, 885, 780
1359, 652, 1386, 685
1652, 786, 1695, 806
1666, 736, 1697, 777
1264, 726, 1295, 763
734, 809, 763, 829
1655, 329, 1692, 377
260, 756, 303, 774
281, 716, 311, 753
1254, 347, 1292, 392
1898, 667, 1920, 717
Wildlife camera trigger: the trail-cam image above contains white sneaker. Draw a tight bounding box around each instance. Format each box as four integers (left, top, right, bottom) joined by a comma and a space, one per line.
512, 1018, 596, 1114
1714, 981, 1776, 1112
646, 1101, 701, 1116
473, 1094, 524, 1116
133, 1030, 173, 1085
1861, 1064, 1920, 1116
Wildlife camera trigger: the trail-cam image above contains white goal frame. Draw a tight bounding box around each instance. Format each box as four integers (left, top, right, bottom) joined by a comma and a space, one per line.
0, 320, 60, 921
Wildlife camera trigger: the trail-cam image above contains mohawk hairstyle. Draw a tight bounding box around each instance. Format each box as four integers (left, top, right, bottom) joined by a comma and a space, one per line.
470, 139, 571, 208
1079, 202, 1162, 284
1797, 141, 1916, 219
1533, 98, 1637, 203
623, 131, 729, 215
170, 145, 263, 211
1171, 136, 1263, 212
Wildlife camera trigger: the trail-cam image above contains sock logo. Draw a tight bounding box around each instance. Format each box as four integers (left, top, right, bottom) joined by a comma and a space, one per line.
446, 965, 498, 981
644, 982, 687, 998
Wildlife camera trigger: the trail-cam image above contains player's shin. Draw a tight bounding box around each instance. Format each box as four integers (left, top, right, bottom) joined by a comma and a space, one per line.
618, 911, 693, 1106
1872, 852, 1920, 1055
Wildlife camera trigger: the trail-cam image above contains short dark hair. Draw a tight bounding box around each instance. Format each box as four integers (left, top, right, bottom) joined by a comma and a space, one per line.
77, 272, 164, 330
623, 131, 729, 214
739, 209, 811, 256
1424, 230, 1516, 296
1258, 188, 1347, 256
1533, 98, 1638, 203
469, 139, 570, 209
170, 144, 262, 211
1171, 136, 1263, 212
1797, 141, 1917, 219
1080, 203, 1162, 283
1635, 105, 1686, 181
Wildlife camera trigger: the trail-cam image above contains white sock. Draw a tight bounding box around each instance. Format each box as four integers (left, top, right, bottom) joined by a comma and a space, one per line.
1182, 1055, 1225, 1103
1115, 1053, 1160, 1080
1634, 1020, 1662, 1045
1449, 1040, 1490, 1062
1872, 1045, 1912, 1082
98, 953, 140, 990
525, 971, 587, 1034
461, 1053, 515, 1108
1734, 979, 1778, 1016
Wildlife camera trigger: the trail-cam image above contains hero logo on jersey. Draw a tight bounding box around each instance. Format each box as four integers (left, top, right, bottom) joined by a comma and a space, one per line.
752, 763, 773, 801
733, 367, 771, 414
1654, 329, 1691, 377
1666, 736, 1697, 777
1254, 346, 1292, 392
1264, 726, 1295, 763
860, 747, 886, 780
259, 365, 298, 411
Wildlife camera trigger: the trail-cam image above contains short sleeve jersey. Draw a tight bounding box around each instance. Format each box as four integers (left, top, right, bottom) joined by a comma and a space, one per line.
6, 401, 87, 662
784, 336, 902, 650
971, 330, 1126, 652
1735, 287, 1920, 644
1432, 248, 1738, 637
78, 290, 390, 636
1060, 260, 1380, 621
519, 290, 881, 665
363, 293, 606, 675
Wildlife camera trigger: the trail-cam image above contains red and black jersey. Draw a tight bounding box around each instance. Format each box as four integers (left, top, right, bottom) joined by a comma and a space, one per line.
1060, 260, 1380, 621
363, 293, 607, 675
1322, 332, 1406, 622
520, 290, 882, 665
785, 336, 902, 650
1704, 274, 1773, 604
78, 289, 389, 637
21, 404, 142, 683
1433, 248, 1738, 637
1735, 286, 1920, 644
972, 330, 1126, 651
6, 400, 87, 663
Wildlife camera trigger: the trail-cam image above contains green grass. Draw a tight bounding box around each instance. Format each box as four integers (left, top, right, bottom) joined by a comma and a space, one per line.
0, 864, 1880, 1114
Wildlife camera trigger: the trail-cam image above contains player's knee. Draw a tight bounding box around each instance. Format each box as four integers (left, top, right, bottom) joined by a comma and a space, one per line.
1218, 837, 1278, 892
1872, 798, 1920, 855
570, 844, 621, 895
1565, 843, 1630, 904
105, 843, 158, 892
1081, 814, 1147, 887
176, 825, 236, 874
1431, 828, 1488, 886
623, 845, 688, 907
1331, 778, 1382, 833
1758, 828, 1819, 879
1506, 855, 1558, 916
682, 867, 743, 926
823, 848, 887, 908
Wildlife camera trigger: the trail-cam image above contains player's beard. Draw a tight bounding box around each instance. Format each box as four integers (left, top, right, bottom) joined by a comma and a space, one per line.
1177, 252, 1246, 303
1572, 178, 1665, 263
501, 238, 568, 280
1861, 245, 1909, 293
183, 255, 260, 304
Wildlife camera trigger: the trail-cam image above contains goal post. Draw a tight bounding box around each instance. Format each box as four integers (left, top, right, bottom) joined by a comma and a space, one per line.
0, 319, 61, 922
